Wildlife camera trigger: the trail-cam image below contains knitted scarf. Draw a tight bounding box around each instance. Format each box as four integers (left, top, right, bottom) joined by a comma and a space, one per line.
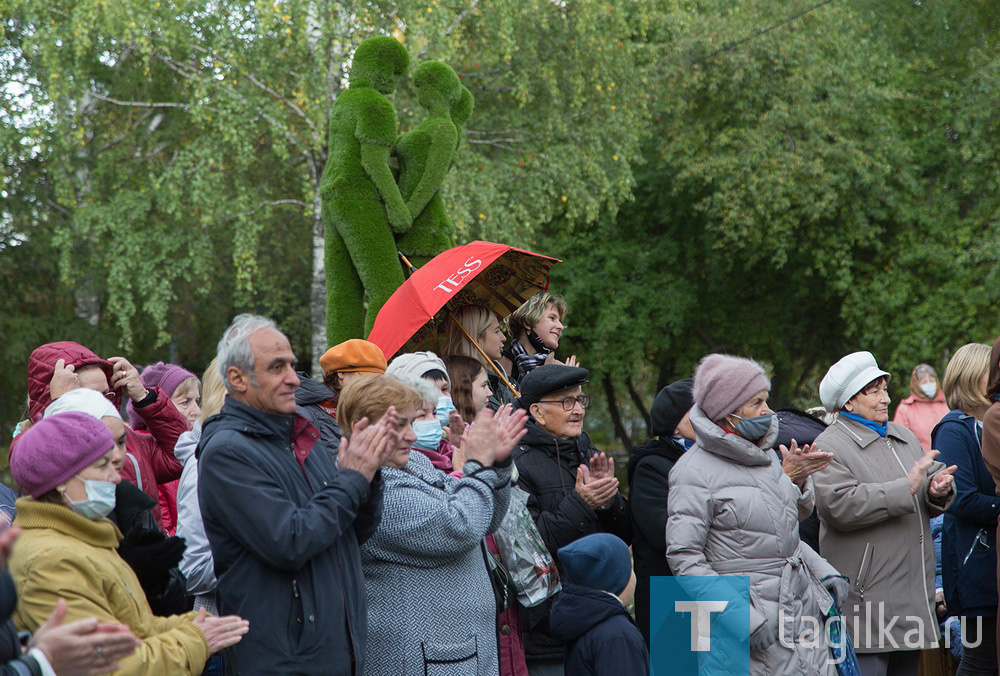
508, 337, 550, 381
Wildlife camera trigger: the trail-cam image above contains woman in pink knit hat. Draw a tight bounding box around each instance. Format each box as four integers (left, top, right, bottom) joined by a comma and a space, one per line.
665, 354, 843, 675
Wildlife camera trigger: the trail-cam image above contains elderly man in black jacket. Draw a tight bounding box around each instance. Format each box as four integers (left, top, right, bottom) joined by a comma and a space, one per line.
198, 314, 400, 675
625, 377, 695, 647
512, 365, 631, 676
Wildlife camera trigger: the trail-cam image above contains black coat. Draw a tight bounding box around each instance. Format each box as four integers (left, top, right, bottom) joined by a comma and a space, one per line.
512, 420, 631, 662
198, 397, 383, 675
295, 372, 342, 452
771, 409, 827, 554
625, 437, 686, 645
548, 583, 649, 676
0, 570, 43, 675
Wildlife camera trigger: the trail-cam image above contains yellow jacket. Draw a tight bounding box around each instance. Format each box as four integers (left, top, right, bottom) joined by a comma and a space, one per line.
9, 498, 210, 675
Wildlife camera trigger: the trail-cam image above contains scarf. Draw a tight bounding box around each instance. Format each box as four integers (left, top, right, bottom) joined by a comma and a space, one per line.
840, 411, 888, 438
508, 337, 550, 380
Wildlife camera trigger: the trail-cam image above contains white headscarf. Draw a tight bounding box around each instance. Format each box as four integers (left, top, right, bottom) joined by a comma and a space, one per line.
44, 387, 122, 421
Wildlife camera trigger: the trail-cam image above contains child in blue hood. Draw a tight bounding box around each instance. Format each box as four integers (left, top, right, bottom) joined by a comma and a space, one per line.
549, 534, 649, 675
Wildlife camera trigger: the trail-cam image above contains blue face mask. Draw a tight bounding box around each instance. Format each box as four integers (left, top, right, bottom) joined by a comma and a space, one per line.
436, 396, 456, 427
413, 419, 444, 451
68, 478, 117, 520
730, 413, 773, 441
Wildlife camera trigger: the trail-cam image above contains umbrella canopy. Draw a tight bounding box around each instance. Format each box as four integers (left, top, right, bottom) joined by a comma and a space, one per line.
367, 241, 561, 360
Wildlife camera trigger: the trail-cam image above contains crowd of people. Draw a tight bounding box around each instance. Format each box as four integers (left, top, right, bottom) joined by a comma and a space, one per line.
3, 289, 1000, 676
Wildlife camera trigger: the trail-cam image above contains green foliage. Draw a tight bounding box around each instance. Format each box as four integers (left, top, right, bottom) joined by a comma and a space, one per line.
321, 36, 409, 342
539, 0, 1000, 445
0, 0, 651, 355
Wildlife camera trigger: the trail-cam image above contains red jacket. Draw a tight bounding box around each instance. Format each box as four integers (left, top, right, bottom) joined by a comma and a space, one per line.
25, 342, 186, 520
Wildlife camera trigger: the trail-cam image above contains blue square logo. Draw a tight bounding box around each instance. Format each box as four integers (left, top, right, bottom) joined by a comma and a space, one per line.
650, 576, 756, 675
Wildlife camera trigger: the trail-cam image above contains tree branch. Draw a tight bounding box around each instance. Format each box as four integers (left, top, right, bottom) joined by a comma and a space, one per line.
87, 91, 190, 109
225, 199, 309, 221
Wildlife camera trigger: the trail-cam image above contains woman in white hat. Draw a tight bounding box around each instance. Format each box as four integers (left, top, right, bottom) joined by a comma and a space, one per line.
813, 351, 957, 676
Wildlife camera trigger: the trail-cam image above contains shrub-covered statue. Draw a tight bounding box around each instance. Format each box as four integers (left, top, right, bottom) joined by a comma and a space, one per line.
394, 61, 473, 267
321, 36, 411, 343
321, 37, 471, 342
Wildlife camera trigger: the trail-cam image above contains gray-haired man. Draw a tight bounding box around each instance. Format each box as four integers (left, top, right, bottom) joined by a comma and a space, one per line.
198, 315, 399, 674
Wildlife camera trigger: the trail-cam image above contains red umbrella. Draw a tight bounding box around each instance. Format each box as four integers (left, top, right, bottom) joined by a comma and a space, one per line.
367, 241, 561, 386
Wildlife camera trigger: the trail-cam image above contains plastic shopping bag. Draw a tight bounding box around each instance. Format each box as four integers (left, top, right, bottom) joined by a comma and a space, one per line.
493, 486, 561, 607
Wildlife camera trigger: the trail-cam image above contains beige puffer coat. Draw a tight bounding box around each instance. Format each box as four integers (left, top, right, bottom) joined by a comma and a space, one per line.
666, 405, 840, 675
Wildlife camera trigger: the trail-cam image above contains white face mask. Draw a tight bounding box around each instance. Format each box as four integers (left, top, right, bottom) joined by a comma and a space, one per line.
919, 382, 937, 398
68, 478, 117, 520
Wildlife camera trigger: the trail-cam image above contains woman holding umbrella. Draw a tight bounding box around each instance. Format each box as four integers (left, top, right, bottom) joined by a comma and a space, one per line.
445, 304, 517, 407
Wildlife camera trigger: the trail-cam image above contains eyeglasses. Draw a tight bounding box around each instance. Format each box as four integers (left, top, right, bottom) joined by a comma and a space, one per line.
537, 395, 590, 411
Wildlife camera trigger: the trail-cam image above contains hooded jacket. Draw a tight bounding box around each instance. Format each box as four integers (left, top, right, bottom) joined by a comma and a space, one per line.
666, 405, 838, 675
24, 342, 186, 518
625, 436, 685, 645
548, 584, 649, 676
197, 397, 383, 675
294, 372, 342, 451
511, 420, 630, 663
813, 415, 954, 652
9, 499, 209, 675
931, 410, 998, 617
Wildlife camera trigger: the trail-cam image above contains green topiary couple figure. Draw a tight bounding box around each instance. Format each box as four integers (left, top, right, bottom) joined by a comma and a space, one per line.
320, 36, 472, 344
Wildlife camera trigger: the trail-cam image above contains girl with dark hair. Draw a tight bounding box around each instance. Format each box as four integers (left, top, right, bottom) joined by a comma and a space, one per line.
443, 355, 491, 423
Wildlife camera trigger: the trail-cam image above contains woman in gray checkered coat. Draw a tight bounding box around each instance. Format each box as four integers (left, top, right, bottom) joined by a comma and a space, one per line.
338, 375, 526, 676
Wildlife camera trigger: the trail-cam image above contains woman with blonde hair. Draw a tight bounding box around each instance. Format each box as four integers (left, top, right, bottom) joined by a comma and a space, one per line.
500, 293, 575, 382
445, 304, 515, 406
933, 343, 998, 675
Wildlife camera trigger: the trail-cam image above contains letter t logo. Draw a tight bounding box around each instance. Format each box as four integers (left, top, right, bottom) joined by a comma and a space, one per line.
675, 601, 729, 651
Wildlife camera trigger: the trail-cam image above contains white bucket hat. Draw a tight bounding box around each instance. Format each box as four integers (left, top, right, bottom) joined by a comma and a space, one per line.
819, 351, 891, 413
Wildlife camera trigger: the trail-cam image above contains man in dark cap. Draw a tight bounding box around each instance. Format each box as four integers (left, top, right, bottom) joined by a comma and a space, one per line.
512, 364, 630, 676
625, 378, 695, 646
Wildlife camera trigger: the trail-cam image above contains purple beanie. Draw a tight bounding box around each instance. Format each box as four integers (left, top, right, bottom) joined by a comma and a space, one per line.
128, 361, 196, 429
693, 354, 770, 422
10, 412, 115, 499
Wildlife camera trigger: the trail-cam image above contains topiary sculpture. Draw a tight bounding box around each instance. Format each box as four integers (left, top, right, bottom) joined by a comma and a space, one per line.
394, 61, 473, 268
321, 36, 411, 343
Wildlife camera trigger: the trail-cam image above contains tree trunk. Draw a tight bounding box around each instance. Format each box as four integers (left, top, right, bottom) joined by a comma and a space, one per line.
602, 374, 633, 452
625, 375, 651, 439
309, 174, 327, 378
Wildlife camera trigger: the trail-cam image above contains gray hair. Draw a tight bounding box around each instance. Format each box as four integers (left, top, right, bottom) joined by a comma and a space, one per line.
391, 375, 439, 407
217, 314, 279, 393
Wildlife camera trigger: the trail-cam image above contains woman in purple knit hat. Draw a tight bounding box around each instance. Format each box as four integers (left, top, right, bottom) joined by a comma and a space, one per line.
128, 362, 201, 535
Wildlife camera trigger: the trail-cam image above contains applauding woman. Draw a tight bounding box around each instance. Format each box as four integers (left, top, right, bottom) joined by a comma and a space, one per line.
342, 375, 527, 676
814, 351, 956, 676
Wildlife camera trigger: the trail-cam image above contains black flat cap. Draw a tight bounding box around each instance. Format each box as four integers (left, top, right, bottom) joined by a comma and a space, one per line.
516, 365, 590, 408
650, 378, 694, 437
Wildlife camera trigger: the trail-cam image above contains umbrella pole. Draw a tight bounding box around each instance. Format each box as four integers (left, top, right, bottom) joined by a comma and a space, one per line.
447, 311, 521, 398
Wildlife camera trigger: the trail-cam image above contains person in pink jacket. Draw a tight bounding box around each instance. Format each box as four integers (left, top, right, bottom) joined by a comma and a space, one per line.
893, 363, 951, 451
